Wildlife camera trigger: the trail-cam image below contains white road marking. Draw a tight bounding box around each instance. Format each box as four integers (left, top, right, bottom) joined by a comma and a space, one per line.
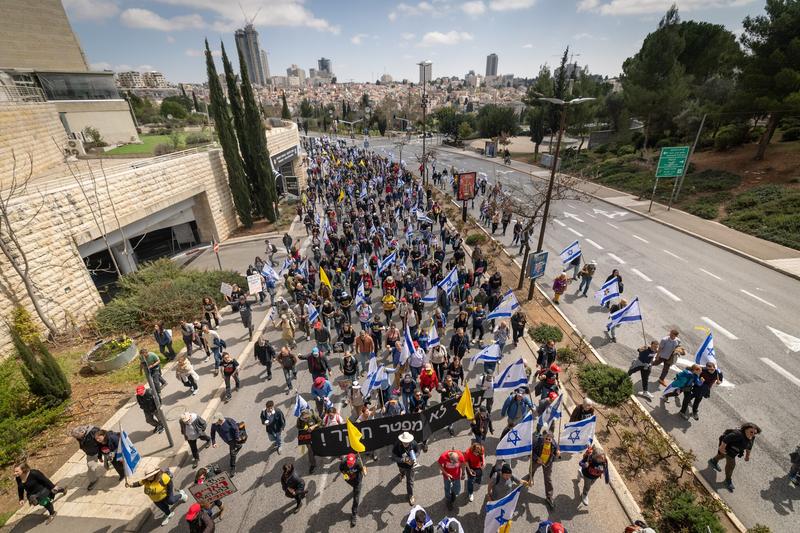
761, 358, 800, 388
585, 212, 597, 218
699, 268, 722, 281
656, 286, 682, 302
701, 317, 739, 340
606, 222, 619, 229
767, 326, 800, 352
631, 268, 652, 282
567, 227, 584, 237
632, 234, 649, 244
607, 253, 626, 264
593, 208, 628, 219
740, 289, 776, 308
662, 249, 687, 262
585, 239, 604, 250
563, 211, 584, 223
676, 357, 735, 388
554, 219, 567, 227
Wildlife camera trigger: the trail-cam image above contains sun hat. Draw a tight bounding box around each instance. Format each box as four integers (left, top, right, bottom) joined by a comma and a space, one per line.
399, 431, 414, 444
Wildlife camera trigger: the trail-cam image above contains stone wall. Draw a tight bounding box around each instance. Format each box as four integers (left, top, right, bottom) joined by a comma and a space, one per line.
0, 102, 68, 181
0, 149, 237, 357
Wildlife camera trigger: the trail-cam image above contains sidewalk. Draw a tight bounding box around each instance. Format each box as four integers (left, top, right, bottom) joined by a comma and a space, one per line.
438, 145, 800, 279
2, 219, 309, 533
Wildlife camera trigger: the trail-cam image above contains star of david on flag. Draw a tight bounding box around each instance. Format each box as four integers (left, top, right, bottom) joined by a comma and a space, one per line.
495, 412, 534, 459
483, 484, 523, 533
558, 415, 596, 452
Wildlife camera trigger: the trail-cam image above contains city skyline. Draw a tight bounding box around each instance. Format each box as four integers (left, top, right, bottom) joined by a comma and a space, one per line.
66, 0, 763, 84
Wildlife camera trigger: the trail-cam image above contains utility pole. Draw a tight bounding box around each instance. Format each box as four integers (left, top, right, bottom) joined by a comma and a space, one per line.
670, 112, 706, 207
418, 60, 431, 186
139, 352, 174, 448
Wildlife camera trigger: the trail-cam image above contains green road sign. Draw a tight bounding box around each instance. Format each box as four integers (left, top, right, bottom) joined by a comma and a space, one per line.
655, 146, 690, 178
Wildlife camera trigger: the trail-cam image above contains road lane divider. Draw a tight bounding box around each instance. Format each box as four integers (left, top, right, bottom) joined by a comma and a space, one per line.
699, 268, 722, 281
662, 249, 688, 262
632, 234, 649, 244
740, 289, 776, 308
761, 358, 800, 387
701, 317, 739, 340
607, 253, 626, 264
585, 239, 604, 250
656, 286, 682, 302
630, 268, 652, 282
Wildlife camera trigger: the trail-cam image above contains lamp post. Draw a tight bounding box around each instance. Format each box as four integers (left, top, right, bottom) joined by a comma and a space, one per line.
527, 96, 595, 300
417, 60, 431, 186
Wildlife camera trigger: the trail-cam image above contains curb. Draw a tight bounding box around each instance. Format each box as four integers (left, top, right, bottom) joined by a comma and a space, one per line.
435, 145, 800, 282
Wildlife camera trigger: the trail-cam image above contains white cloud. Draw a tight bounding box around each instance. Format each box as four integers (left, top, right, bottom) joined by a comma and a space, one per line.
573, 32, 607, 40
401, 32, 416, 40
389, 1, 439, 20
120, 8, 205, 31
185, 48, 221, 58
63, 0, 119, 21
579, 0, 756, 16
522, 43, 534, 48
350, 33, 368, 45
419, 30, 473, 46
90, 61, 112, 71
166, 35, 176, 43
462, 1, 486, 15
489, 0, 537, 11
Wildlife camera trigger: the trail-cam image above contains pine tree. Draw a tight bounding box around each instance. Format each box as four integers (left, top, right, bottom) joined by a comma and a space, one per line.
237, 42, 279, 221
205, 40, 252, 227
281, 92, 291, 119
11, 318, 71, 407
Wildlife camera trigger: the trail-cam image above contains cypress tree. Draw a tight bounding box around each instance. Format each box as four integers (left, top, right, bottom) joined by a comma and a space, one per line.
192, 91, 200, 112
281, 92, 291, 119
237, 43, 279, 221
205, 40, 252, 227
11, 323, 71, 407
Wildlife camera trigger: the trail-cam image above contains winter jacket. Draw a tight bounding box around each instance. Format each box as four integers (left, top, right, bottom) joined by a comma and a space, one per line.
260, 408, 286, 434
136, 390, 158, 413
210, 418, 240, 445
187, 511, 215, 533
501, 395, 533, 422
180, 414, 207, 441
75, 426, 101, 457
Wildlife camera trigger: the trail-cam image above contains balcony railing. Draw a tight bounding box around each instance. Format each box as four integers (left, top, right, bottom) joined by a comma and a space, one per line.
0, 85, 46, 104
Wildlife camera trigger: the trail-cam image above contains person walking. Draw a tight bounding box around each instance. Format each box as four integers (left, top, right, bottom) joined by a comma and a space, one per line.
179, 320, 197, 358
281, 463, 308, 512
577, 447, 609, 507
201, 296, 221, 328
339, 453, 366, 526
277, 346, 299, 392
530, 430, 560, 510
464, 441, 486, 503
536, 340, 557, 372
500, 388, 533, 439
210, 413, 243, 477
709, 422, 761, 492
282, 232, 293, 254
392, 432, 419, 505
569, 398, 595, 422
628, 341, 659, 399
654, 329, 681, 386
577, 260, 597, 297
126, 468, 187, 526
70, 425, 104, 490
175, 355, 200, 395
254, 335, 276, 381
179, 412, 210, 468
552, 273, 569, 304
488, 462, 528, 500
606, 298, 627, 343
185, 503, 215, 533
511, 309, 527, 347
220, 352, 241, 402
470, 406, 494, 444
437, 450, 466, 510
681, 361, 723, 420
661, 364, 702, 406
311, 376, 333, 417
237, 295, 255, 340
139, 348, 167, 397
201, 326, 224, 376
153, 322, 176, 360
404, 506, 435, 533
355, 330, 375, 376
135, 385, 164, 433
297, 409, 321, 474
94, 430, 125, 481
477, 370, 496, 413
260, 400, 286, 454
565, 254, 581, 280
15, 462, 65, 524
304, 347, 332, 382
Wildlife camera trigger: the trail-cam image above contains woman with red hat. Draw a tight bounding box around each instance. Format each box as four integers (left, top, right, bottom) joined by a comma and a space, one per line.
185, 502, 214, 532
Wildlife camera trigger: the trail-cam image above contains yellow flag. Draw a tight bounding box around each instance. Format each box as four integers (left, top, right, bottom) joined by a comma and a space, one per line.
359, 159, 366, 167
337, 188, 345, 202
498, 522, 512, 533
456, 386, 474, 420
347, 419, 366, 452
319, 266, 331, 288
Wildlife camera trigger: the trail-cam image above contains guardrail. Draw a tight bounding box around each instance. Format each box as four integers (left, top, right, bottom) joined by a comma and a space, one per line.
0, 85, 46, 104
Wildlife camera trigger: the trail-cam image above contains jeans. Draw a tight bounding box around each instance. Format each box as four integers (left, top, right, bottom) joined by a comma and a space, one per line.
443, 477, 462, 500
358, 352, 371, 374
267, 430, 283, 448
182, 335, 194, 357
472, 324, 484, 341
159, 342, 176, 360
466, 470, 482, 495
628, 365, 651, 393
578, 276, 592, 295
211, 348, 222, 370
410, 365, 422, 380
143, 410, 161, 429
153, 480, 180, 516
223, 372, 240, 397
149, 367, 167, 396
531, 461, 554, 500
227, 442, 242, 469
283, 368, 297, 390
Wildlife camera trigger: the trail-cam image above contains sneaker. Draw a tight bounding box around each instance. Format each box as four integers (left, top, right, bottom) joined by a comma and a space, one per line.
86, 480, 97, 491
45, 513, 57, 524
468, 493, 474, 502
725, 479, 735, 492
180, 490, 188, 503
276, 446, 282, 455
161, 512, 174, 526
156, 426, 165, 434
192, 460, 198, 469
708, 459, 721, 472
409, 496, 415, 505
192, 389, 198, 396
581, 494, 589, 506
680, 411, 690, 420
692, 412, 699, 421
638, 391, 653, 399
350, 514, 357, 527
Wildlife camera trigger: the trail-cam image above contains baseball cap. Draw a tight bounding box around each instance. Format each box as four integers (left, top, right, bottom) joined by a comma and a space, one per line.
311, 347, 320, 354
548, 391, 558, 401
135, 385, 145, 396
346, 453, 357, 467
550, 363, 561, 373
185, 503, 202, 521
314, 377, 326, 388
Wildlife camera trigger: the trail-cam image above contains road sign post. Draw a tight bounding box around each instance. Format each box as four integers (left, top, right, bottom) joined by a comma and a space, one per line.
649, 146, 690, 212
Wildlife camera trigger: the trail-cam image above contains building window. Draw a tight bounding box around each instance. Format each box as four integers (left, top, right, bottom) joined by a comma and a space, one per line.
36, 72, 120, 100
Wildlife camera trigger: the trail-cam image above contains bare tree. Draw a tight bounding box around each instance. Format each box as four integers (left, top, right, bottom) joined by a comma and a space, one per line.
0, 152, 59, 338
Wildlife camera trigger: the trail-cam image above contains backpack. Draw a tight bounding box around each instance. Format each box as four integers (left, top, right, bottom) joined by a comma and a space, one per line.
719, 428, 738, 444
237, 421, 248, 444
489, 459, 507, 485
214, 337, 227, 349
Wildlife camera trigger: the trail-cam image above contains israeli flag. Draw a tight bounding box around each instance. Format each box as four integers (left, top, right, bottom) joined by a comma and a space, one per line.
437, 267, 459, 296
436, 518, 464, 533
261, 265, 280, 283
558, 415, 596, 453
360, 184, 368, 200
406, 506, 433, 529
416, 210, 435, 225
467, 343, 502, 371
266, 305, 277, 325
306, 303, 320, 324
406, 227, 413, 242
355, 281, 369, 308
115, 430, 141, 478
559, 240, 582, 265
428, 323, 440, 348
594, 278, 620, 306
541, 394, 563, 427
347, 254, 355, 271
495, 412, 534, 459
278, 258, 292, 276
421, 285, 438, 304
363, 254, 370, 272
486, 289, 520, 320
483, 484, 523, 533
695, 332, 717, 366
362, 359, 395, 396
400, 323, 415, 365
494, 358, 528, 391
606, 297, 642, 331
294, 393, 310, 417
378, 251, 397, 275
298, 259, 309, 278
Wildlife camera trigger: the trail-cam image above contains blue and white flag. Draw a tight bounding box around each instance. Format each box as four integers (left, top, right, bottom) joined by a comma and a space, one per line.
421, 285, 438, 304
541, 394, 563, 427
278, 258, 292, 276
486, 289, 520, 320
559, 240, 582, 265
484, 484, 523, 533
416, 210, 435, 225
467, 342, 502, 371
606, 297, 642, 331
594, 278, 620, 306
406, 506, 433, 529
294, 393, 310, 417
355, 280, 369, 308
298, 259, 309, 278
266, 305, 277, 325
436, 517, 464, 533
347, 254, 355, 271
115, 430, 141, 478
400, 323, 415, 365
437, 267, 459, 296
428, 323, 440, 348
558, 415, 596, 453
362, 360, 396, 396
261, 265, 280, 283
495, 412, 535, 459
360, 184, 368, 200
494, 358, 528, 391
306, 303, 320, 325
378, 251, 396, 275
695, 332, 717, 366
363, 254, 370, 272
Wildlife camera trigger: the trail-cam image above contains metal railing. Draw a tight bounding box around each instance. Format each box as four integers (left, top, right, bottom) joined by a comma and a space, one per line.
0, 85, 46, 104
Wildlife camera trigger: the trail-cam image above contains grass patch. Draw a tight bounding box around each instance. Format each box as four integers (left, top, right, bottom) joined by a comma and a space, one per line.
464, 233, 488, 246
723, 185, 800, 249
0, 510, 15, 527
681, 192, 733, 220
105, 134, 176, 155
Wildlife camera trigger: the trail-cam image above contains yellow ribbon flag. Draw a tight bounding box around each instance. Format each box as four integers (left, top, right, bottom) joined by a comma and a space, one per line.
359, 159, 366, 167
319, 266, 332, 288
456, 386, 475, 421
346, 419, 366, 452
498, 522, 512, 533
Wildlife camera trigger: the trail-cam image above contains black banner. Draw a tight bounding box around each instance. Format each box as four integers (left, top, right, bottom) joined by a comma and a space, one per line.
310, 390, 484, 456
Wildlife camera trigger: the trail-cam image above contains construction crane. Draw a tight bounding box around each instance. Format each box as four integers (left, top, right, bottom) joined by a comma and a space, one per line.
239, 3, 262, 25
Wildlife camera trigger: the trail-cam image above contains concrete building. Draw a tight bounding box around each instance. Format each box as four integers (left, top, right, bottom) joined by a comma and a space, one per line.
260, 49, 271, 80
317, 57, 332, 76
234, 24, 268, 85
465, 70, 480, 88
380, 73, 393, 84
485, 53, 498, 77
117, 71, 144, 88
286, 64, 305, 84
419, 61, 432, 85
142, 71, 167, 88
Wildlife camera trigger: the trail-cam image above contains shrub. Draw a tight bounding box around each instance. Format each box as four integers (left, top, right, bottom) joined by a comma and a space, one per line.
747, 525, 772, 533
713, 124, 749, 151
556, 347, 582, 365
578, 363, 632, 407
781, 127, 800, 142
528, 324, 563, 344
11, 311, 71, 407
616, 144, 635, 156
464, 233, 487, 246
153, 143, 174, 156
652, 487, 725, 533
684, 201, 719, 219
185, 132, 212, 145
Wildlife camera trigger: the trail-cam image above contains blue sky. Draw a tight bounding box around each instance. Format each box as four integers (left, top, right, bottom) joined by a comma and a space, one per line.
65, 0, 764, 84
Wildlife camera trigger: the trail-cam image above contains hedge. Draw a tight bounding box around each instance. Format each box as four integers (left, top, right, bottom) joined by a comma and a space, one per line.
577, 363, 632, 407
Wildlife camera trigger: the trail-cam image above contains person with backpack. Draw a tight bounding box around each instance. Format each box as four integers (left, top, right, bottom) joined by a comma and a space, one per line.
210, 413, 243, 477
180, 412, 210, 469
500, 388, 533, 439
303, 347, 331, 381
260, 400, 286, 455
201, 325, 225, 376
126, 467, 187, 526
15, 461, 65, 524
536, 340, 557, 372
185, 503, 214, 533
281, 462, 308, 512
153, 322, 176, 360
709, 422, 762, 492
254, 335, 276, 380
488, 461, 528, 501
661, 364, 702, 406
277, 346, 299, 392
577, 447, 609, 507
135, 385, 164, 433
530, 430, 560, 510
265, 239, 278, 266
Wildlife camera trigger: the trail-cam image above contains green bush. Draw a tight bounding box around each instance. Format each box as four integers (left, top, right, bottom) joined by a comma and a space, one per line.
781, 127, 800, 142
684, 201, 719, 219
185, 131, 212, 145
11, 309, 71, 407
528, 324, 563, 344
95, 259, 246, 335
714, 124, 749, 151
657, 487, 724, 533
153, 143, 175, 156
578, 363, 632, 407
464, 233, 488, 246
681, 169, 742, 193
747, 525, 772, 533
556, 347, 582, 365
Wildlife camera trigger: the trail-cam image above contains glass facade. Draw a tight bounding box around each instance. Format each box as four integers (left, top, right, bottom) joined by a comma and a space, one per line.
36, 72, 119, 100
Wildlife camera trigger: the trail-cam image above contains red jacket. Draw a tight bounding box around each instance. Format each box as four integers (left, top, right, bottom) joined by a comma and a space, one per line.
419, 369, 439, 392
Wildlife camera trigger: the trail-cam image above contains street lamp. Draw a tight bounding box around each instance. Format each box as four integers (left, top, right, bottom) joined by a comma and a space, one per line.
527, 96, 595, 300
417, 60, 431, 186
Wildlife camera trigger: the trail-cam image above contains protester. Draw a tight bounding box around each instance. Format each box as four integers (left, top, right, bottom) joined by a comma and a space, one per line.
135, 385, 164, 433
392, 432, 419, 505
15, 462, 64, 524
569, 398, 595, 422
709, 423, 761, 492
339, 453, 366, 526
175, 355, 200, 395
254, 334, 276, 380
210, 413, 243, 476
628, 341, 659, 399
577, 447, 609, 506
153, 322, 176, 360
126, 467, 187, 526
654, 329, 682, 386
680, 360, 723, 420
530, 430, 560, 509
277, 346, 299, 392
281, 463, 308, 512
185, 502, 215, 533
297, 409, 321, 473
488, 462, 527, 500
220, 352, 241, 402
437, 450, 466, 509
260, 400, 286, 454
500, 388, 533, 438
179, 412, 210, 468
463, 441, 486, 502
661, 364, 702, 406
139, 348, 167, 396
94, 429, 125, 481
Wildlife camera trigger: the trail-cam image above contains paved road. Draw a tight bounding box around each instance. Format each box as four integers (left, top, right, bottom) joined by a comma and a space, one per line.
362, 136, 800, 530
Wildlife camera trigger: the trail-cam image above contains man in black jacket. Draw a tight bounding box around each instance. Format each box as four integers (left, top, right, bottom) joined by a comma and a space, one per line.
254, 336, 276, 380
392, 432, 419, 505
70, 425, 103, 490
530, 430, 560, 510
339, 453, 366, 526
260, 401, 285, 454
135, 385, 164, 434
709, 422, 761, 492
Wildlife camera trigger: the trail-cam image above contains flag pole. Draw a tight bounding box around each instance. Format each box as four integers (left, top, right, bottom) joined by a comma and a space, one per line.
119, 421, 128, 485
640, 319, 648, 347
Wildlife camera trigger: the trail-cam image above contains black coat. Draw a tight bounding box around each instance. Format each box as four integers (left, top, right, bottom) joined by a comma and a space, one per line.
136, 390, 158, 413
188, 510, 215, 533
260, 408, 286, 433
255, 342, 276, 366
77, 426, 101, 457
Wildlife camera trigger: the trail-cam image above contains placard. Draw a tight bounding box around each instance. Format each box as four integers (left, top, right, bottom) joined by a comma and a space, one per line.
456, 172, 477, 201
188, 471, 238, 505
246, 274, 263, 295
219, 282, 233, 297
